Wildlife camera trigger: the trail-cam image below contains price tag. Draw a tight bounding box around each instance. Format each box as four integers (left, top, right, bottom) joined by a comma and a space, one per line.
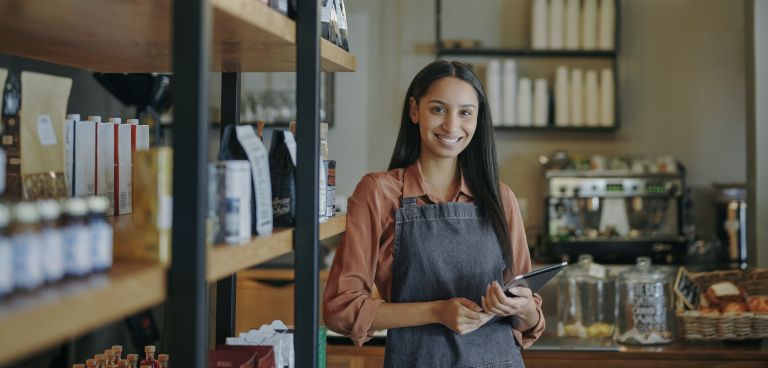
37, 115, 57, 146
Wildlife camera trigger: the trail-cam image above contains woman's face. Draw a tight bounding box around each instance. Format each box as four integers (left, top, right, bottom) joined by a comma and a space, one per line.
409, 76, 479, 161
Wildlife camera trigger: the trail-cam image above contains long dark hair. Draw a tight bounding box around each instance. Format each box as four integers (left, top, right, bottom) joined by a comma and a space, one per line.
388, 60, 513, 273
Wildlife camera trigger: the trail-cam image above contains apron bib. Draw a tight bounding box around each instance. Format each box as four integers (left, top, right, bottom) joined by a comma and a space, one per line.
383, 196, 525, 368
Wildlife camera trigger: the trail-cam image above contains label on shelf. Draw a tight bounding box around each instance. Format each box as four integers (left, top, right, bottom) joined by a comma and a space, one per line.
36, 115, 57, 146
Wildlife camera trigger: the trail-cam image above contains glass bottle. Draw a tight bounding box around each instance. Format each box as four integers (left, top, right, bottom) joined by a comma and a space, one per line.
62, 198, 92, 277
157, 354, 168, 368
557, 254, 616, 339
104, 350, 114, 365
94, 354, 106, 368
37, 199, 65, 284
0, 204, 13, 298
111, 345, 123, 363
85, 359, 96, 368
140, 346, 159, 368
89, 196, 113, 272
118, 361, 129, 368
10, 202, 43, 291
126, 354, 138, 368
616, 256, 674, 344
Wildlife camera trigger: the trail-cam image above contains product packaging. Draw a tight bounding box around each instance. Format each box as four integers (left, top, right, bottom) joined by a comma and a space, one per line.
209, 161, 252, 245
65, 117, 96, 197
97, 121, 116, 214
116, 123, 132, 215
114, 147, 172, 264
1, 69, 21, 200
325, 160, 336, 217
268, 130, 296, 227
218, 125, 273, 236
19, 72, 72, 199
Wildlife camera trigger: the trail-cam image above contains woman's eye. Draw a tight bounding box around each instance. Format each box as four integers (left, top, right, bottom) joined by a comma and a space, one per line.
460, 110, 473, 117
431, 106, 446, 113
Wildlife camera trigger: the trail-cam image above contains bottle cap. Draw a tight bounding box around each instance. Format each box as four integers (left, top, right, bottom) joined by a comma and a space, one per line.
37, 199, 61, 221
158, 354, 169, 362
85, 359, 96, 367
87, 196, 110, 214
127, 119, 140, 125
87, 116, 102, 123
66, 114, 81, 121
12, 202, 39, 224
63, 197, 88, 217
144, 345, 156, 353
126, 354, 138, 361
112, 345, 123, 353
94, 354, 105, 361
108, 117, 122, 123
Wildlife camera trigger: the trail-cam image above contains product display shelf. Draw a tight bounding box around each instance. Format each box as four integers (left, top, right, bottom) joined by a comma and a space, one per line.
437, 48, 616, 58
0, 0, 356, 73
494, 126, 618, 132
0, 262, 166, 366
207, 214, 348, 282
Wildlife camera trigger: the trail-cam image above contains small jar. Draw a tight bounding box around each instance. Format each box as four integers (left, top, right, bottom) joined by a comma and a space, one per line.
126, 354, 138, 368
141, 345, 159, 368
616, 256, 674, 344
557, 254, 616, 339
37, 199, 65, 283
0, 204, 13, 297
85, 359, 97, 368
62, 197, 92, 277
88, 196, 113, 272
10, 202, 44, 291
111, 345, 123, 363
157, 354, 168, 368
94, 354, 106, 368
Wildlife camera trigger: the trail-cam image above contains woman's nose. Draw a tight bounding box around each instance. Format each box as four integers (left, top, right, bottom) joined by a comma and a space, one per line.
442, 112, 461, 132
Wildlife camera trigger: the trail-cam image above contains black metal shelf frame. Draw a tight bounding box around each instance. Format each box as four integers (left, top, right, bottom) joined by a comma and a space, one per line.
169, 1, 323, 367
435, 0, 622, 132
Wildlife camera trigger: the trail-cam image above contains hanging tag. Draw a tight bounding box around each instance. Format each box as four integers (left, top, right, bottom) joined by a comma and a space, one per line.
37, 115, 57, 146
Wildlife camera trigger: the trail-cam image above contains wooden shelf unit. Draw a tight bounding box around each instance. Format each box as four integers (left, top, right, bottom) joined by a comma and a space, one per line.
437, 48, 616, 58
0, 263, 166, 366
207, 214, 347, 282
0, 0, 356, 72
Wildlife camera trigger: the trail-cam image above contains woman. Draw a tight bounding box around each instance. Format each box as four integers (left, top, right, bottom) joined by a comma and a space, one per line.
323, 60, 544, 367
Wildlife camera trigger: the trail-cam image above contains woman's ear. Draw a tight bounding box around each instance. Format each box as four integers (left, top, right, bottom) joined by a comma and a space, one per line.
409, 96, 418, 124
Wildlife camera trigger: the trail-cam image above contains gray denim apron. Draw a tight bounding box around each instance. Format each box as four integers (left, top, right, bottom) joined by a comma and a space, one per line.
383, 197, 525, 368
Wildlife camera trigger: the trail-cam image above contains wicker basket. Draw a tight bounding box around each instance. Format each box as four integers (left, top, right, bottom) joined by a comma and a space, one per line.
676, 268, 768, 341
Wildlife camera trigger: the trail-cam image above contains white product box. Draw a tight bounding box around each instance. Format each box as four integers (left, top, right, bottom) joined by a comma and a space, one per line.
116, 124, 132, 215
96, 122, 116, 215
65, 119, 96, 196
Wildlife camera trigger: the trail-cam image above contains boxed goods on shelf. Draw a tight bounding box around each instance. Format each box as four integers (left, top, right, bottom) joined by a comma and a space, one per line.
675, 267, 768, 340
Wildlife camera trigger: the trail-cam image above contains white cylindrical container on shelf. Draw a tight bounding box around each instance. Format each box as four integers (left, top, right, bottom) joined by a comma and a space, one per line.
585, 70, 599, 126
533, 79, 549, 127
502, 59, 518, 126
486, 60, 503, 126
555, 66, 570, 126
516, 78, 533, 126
548, 0, 565, 49
565, 0, 581, 50
531, 0, 548, 49
598, 0, 615, 50
582, 0, 598, 49
600, 68, 615, 126
570, 69, 584, 126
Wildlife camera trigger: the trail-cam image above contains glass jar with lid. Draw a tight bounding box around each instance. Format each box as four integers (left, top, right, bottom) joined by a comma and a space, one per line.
557, 254, 616, 339
616, 256, 674, 344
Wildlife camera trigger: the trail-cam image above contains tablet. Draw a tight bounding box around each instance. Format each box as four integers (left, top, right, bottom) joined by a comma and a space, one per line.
503, 262, 568, 296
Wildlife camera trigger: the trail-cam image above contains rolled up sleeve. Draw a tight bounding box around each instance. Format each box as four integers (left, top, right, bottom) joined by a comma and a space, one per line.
323, 175, 385, 346
502, 185, 546, 349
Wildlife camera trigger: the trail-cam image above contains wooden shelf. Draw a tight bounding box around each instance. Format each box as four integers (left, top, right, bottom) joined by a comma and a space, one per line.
207, 214, 346, 282
0, 0, 356, 72
438, 47, 616, 58
494, 125, 618, 132
0, 263, 166, 366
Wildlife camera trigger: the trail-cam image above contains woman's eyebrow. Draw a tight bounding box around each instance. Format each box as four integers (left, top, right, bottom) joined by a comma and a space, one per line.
426, 99, 477, 109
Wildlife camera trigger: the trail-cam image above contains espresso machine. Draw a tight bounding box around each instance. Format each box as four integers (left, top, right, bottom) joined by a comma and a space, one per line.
544, 167, 688, 265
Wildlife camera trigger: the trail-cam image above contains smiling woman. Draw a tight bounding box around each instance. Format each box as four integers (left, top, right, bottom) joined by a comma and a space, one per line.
323, 61, 544, 368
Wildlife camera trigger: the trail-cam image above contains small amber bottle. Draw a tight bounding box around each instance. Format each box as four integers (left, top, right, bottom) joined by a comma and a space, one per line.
140, 346, 159, 368
157, 354, 169, 368
126, 354, 139, 368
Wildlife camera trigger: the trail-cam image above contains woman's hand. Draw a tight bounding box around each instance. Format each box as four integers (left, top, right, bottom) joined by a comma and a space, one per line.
481, 281, 540, 332
433, 298, 494, 335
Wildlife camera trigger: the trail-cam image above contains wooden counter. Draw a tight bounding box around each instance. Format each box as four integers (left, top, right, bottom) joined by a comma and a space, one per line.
326, 340, 768, 368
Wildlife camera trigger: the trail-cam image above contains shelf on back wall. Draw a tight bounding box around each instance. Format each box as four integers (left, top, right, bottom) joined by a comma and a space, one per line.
207, 214, 347, 282
493, 125, 618, 132
0, 0, 356, 72
437, 48, 617, 58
